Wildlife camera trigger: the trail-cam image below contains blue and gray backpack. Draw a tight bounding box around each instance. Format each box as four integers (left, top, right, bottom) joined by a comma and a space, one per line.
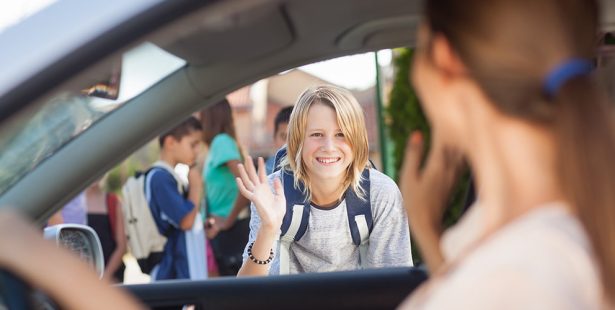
272, 147, 373, 274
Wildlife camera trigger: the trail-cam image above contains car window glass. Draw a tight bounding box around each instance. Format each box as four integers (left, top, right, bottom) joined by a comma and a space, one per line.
0, 1, 57, 34
0, 42, 186, 195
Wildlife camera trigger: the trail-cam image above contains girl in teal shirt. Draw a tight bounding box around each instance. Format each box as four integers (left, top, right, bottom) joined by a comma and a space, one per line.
201, 99, 251, 275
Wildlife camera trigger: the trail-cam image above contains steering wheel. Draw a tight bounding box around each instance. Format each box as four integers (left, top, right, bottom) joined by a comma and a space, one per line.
0, 269, 33, 309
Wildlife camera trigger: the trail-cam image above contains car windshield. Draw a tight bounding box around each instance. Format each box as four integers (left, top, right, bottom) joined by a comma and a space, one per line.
0, 42, 186, 195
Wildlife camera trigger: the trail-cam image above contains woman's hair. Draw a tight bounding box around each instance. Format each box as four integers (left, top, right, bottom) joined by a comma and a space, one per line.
200, 98, 238, 146
425, 0, 615, 301
281, 85, 370, 201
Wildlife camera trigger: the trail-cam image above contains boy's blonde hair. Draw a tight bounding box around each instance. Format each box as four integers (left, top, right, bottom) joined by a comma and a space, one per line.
281, 85, 370, 201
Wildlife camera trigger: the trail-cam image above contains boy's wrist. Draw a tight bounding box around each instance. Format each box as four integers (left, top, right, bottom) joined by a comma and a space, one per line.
258, 225, 279, 239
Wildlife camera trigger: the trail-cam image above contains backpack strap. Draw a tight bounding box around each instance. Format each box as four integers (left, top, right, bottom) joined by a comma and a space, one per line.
278, 169, 310, 275
150, 161, 185, 194
143, 166, 175, 237
144, 163, 185, 202
344, 169, 372, 268
272, 146, 287, 173
143, 167, 158, 204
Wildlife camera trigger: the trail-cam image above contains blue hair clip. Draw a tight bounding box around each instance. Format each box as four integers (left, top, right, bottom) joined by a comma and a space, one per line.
544, 58, 593, 98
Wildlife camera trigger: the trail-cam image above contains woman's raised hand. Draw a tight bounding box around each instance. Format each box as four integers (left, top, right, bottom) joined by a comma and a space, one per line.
400, 132, 464, 230
399, 132, 464, 272
236, 156, 286, 233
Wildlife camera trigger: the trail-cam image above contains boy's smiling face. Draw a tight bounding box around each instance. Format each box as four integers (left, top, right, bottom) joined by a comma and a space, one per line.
171, 130, 202, 166
301, 103, 353, 183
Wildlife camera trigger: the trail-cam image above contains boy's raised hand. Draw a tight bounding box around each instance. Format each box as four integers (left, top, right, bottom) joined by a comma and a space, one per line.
236, 156, 286, 233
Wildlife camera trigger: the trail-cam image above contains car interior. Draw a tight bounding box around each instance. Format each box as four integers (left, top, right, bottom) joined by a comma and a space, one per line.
1, 0, 614, 308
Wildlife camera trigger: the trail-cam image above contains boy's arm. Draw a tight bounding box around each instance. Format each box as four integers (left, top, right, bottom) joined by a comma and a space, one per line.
150, 170, 197, 231
180, 166, 203, 230
366, 183, 414, 268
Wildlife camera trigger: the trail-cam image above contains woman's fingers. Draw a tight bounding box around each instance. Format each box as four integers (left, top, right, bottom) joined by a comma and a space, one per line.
238, 163, 255, 190
443, 147, 465, 181
258, 157, 267, 183
423, 139, 462, 187
400, 132, 424, 187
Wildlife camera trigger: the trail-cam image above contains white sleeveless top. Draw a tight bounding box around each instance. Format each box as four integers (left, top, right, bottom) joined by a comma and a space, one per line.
400, 202, 603, 309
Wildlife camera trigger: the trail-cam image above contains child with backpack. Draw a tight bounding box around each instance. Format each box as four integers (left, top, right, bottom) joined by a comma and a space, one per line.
236, 85, 413, 275
147, 116, 207, 280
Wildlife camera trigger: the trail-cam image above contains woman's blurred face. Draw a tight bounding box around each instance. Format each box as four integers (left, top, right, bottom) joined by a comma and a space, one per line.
412, 26, 444, 132
411, 24, 466, 145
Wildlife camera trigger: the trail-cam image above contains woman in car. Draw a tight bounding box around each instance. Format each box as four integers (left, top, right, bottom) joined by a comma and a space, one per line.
399, 0, 615, 308
235, 85, 413, 275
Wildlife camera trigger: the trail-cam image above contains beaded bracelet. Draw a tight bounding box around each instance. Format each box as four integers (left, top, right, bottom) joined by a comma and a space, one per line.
247, 241, 274, 265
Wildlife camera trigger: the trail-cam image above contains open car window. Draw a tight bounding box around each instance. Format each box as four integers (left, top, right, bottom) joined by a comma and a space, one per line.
111, 51, 400, 283
0, 42, 185, 195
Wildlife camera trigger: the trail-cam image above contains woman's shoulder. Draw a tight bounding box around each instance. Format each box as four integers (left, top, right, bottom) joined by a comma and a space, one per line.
409, 207, 602, 309
471, 206, 595, 265
442, 206, 601, 306
483, 205, 593, 258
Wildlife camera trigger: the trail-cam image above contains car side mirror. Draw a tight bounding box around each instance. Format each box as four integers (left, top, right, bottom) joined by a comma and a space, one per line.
43, 224, 105, 279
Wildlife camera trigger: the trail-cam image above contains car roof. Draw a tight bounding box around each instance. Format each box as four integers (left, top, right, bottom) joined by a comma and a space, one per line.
1, 0, 614, 221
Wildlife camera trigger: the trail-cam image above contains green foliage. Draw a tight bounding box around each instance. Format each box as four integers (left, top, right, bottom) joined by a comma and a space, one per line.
102, 140, 159, 194
386, 48, 431, 173
385, 47, 471, 266
105, 166, 124, 193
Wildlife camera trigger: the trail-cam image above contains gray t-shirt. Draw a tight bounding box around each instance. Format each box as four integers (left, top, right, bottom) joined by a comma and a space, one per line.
242, 169, 413, 275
